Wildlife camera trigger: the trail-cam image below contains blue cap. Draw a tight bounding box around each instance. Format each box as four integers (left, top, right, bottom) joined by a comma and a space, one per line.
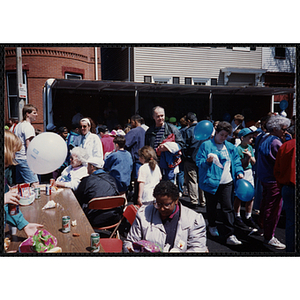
238, 128, 253, 138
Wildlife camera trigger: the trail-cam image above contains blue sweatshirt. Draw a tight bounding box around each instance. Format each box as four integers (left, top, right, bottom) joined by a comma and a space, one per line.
104, 150, 133, 193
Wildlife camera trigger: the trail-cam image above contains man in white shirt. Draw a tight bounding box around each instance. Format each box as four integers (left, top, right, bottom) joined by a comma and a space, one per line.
14, 104, 39, 187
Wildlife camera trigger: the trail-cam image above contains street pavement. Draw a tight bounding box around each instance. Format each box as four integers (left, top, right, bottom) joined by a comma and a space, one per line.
179, 195, 287, 255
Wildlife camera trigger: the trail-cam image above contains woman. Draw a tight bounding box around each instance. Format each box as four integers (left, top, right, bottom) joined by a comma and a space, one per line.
196, 121, 244, 246
123, 181, 208, 253
4, 130, 43, 238
54, 147, 89, 191
256, 114, 290, 250
75, 117, 103, 159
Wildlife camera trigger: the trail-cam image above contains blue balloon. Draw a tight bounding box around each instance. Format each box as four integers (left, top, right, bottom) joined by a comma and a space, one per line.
194, 120, 214, 141
235, 179, 255, 202
279, 100, 288, 110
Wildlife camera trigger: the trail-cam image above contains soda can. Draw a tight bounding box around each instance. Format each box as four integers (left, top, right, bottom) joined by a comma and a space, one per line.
34, 187, 41, 199
8, 204, 19, 216
90, 233, 100, 253
62, 216, 71, 233
50, 178, 55, 187
46, 184, 51, 196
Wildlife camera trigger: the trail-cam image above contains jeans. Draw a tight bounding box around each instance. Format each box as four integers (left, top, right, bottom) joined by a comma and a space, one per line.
204, 181, 235, 238
282, 185, 295, 252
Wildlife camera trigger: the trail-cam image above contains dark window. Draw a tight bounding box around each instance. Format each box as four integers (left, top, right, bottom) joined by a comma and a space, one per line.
6, 71, 27, 118
185, 77, 192, 85
211, 78, 218, 85
144, 76, 152, 83
275, 47, 286, 59
65, 73, 82, 80
173, 77, 179, 84
250, 47, 256, 51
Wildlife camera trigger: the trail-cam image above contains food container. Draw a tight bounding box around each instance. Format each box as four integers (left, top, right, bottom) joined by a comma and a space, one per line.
19, 191, 36, 206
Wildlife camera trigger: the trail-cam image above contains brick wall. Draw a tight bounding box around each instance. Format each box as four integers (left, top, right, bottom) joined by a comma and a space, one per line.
4, 46, 101, 130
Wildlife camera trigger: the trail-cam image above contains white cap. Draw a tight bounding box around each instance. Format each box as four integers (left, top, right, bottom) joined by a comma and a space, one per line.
87, 156, 104, 169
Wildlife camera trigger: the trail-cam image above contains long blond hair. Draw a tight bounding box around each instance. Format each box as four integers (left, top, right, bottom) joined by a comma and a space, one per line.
138, 145, 158, 171
4, 130, 22, 167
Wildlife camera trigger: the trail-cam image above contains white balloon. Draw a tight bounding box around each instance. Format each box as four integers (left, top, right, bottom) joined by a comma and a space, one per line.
27, 132, 68, 175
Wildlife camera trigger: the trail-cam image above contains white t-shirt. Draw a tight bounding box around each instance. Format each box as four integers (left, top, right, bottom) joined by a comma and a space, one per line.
216, 143, 232, 184
137, 163, 162, 203
14, 121, 36, 160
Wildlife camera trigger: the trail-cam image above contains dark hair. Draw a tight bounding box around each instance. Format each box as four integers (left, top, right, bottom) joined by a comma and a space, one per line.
215, 121, 232, 135
22, 104, 37, 120
153, 181, 179, 201
186, 112, 197, 122
113, 135, 126, 148
138, 145, 158, 171
98, 125, 108, 134
131, 114, 142, 124
58, 126, 68, 134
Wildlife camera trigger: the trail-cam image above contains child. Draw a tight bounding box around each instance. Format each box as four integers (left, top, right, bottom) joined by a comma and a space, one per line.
196, 121, 244, 245
233, 128, 259, 232
104, 135, 133, 194
137, 146, 162, 206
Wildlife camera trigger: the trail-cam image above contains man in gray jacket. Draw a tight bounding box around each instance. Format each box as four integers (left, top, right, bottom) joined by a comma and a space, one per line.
123, 181, 208, 253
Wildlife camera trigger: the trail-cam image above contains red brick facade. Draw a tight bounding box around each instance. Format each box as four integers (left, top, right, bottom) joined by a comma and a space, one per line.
4, 47, 101, 130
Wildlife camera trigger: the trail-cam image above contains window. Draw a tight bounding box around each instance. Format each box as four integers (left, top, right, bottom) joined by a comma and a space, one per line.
185, 77, 192, 85
275, 47, 286, 59
65, 73, 82, 80
144, 76, 152, 83
211, 78, 218, 85
153, 76, 172, 84
193, 78, 210, 85
6, 71, 27, 118
173, 77, 180, 84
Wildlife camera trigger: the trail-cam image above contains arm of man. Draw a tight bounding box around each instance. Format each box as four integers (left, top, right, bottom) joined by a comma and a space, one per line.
186, 213, 208, 253
123, 212, 143, 252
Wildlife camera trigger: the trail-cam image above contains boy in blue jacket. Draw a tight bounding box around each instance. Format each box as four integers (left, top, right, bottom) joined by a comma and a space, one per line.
196, 121, 244, 245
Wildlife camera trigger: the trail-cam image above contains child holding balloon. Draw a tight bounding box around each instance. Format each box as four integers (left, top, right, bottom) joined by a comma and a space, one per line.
196, 121, 244, 246
233, 128, 259, 233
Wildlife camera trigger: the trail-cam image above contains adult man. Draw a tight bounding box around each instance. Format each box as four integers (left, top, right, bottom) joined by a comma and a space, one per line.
14, 104, 39, 187
125, 114, 145, 202
123, 180, 208, 253
98, 125, 114, 158
145, 106, 185, 150
145, 106, 185, 181
74, 156, 121, 228
182, 112, 205, 207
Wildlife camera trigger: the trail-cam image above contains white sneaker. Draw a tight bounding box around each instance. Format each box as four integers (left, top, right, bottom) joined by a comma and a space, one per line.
208, 226, 219, 237
226, 235, 242, 245
264, 237, 286, 250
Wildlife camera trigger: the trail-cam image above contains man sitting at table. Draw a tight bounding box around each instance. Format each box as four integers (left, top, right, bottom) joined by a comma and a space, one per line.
123, 180, 208, 253
74, 156, 122, 228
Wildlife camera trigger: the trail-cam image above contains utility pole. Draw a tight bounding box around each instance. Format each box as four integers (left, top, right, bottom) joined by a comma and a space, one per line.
16, 47, 24, 121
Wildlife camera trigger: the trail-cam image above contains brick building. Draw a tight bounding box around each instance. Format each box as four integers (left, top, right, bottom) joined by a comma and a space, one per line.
4, 46, 101, 130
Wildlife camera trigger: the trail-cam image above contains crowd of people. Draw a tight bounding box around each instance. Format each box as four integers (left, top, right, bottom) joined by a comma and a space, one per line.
4, 104, 296, 253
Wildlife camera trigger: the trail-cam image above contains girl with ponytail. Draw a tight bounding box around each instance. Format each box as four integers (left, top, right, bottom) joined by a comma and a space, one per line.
137, 146, 162, 206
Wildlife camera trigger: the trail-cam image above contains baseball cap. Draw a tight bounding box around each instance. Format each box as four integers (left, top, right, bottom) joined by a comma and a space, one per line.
87, 156, 104, 169
238, 128, 253, 138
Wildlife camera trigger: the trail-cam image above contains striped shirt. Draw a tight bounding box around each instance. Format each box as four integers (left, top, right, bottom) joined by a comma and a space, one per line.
153, 125, 165, 150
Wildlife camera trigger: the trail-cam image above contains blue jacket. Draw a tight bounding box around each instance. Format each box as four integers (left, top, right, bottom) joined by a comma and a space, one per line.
196, 138, 244, 195
104, 150, 133, 193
